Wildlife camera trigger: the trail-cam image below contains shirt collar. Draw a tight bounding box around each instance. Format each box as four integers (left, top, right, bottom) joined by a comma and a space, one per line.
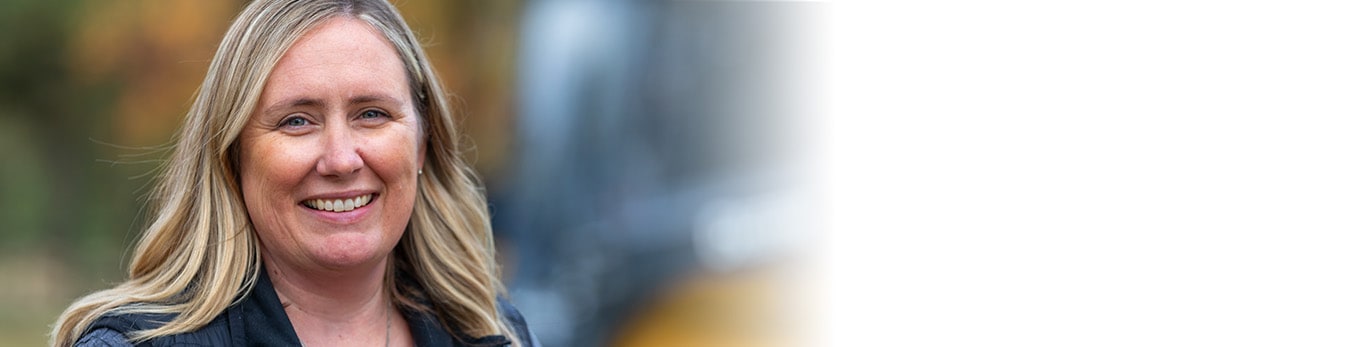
232, 269, 511, 347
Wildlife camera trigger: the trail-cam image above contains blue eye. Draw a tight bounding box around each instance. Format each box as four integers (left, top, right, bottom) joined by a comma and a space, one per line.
282, 116, 309, 127
360, 110, 387, 119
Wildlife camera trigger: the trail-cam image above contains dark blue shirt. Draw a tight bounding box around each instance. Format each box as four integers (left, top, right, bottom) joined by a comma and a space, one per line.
76, 271, 539, 347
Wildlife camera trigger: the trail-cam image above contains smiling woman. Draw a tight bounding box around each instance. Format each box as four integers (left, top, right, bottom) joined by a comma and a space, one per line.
240, 17, 426, 274
49, 1, 537, 346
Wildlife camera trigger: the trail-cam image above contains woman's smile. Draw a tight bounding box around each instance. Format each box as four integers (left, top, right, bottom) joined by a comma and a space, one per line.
301, 193, 377, 213
298, 192, 380, 225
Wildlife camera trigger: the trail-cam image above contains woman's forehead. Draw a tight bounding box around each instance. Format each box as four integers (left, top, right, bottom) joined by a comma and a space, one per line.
259, 17, 410, 109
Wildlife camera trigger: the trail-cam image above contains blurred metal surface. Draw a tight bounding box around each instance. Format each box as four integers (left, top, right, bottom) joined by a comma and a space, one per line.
499, 1, 821, 346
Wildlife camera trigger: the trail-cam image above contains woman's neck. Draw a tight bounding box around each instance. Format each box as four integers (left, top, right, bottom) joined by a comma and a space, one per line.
262, 251, 400, 346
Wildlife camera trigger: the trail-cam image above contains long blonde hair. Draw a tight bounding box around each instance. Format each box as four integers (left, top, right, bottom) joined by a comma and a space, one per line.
51, 0, 516, 345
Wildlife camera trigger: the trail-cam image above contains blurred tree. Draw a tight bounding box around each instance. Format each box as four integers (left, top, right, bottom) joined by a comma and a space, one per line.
0, 0, 137, 283
0, 1, 111, 345
399, 0, 521, 180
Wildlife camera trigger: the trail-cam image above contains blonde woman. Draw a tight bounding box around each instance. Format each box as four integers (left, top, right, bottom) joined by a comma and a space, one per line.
51, 0, 537, 346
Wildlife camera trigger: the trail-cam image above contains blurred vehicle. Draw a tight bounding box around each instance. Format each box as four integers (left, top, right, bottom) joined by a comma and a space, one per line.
498, 2, 821, 346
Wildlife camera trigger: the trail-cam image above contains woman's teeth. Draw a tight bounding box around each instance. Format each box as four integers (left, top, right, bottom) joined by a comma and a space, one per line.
302, 194, 372, 212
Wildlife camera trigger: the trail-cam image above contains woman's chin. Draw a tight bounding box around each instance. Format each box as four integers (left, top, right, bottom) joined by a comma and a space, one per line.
309, 233, 392, 269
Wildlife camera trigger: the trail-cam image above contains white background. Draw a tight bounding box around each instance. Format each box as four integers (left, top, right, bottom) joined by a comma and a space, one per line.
821, 1, 1366, 345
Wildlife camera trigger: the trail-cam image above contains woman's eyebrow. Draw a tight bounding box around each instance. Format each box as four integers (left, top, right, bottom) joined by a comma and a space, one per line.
347, 94, 401, 106
262, 97, 322, 115
262, 94, 402, 114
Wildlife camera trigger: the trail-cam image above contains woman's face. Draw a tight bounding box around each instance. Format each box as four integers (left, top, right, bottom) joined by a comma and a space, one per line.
239, 17, 425, 270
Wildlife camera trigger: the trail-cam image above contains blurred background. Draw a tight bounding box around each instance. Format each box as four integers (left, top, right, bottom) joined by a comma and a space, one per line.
0, 0, 824, 346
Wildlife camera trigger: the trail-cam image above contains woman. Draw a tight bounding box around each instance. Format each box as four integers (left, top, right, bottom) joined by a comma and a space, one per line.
51, 0, 537, 346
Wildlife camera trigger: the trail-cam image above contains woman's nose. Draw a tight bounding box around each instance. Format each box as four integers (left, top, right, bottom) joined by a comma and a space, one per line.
317, 124, 364, 177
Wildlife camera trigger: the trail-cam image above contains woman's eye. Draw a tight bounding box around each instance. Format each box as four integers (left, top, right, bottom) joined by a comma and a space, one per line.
360, 110, 387, 119
282, 116, 309, 127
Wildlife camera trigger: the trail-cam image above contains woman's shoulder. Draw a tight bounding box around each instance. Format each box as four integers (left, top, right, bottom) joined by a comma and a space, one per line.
72, 311, 170, 347
84, 311, 178, 335
74, 327, 132, 347
75, 311, 232, 347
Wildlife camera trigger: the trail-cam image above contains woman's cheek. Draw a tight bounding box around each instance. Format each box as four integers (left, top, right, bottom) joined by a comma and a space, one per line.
265, 137, 321, 184
365, 129, 421, 178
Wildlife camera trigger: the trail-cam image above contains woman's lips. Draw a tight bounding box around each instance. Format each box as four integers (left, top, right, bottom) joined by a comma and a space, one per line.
301, 193, 376, 212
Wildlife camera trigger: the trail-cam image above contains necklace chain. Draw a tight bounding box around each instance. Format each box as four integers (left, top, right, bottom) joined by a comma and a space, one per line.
384, 303, 392, 347
299, 302, 392, 347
